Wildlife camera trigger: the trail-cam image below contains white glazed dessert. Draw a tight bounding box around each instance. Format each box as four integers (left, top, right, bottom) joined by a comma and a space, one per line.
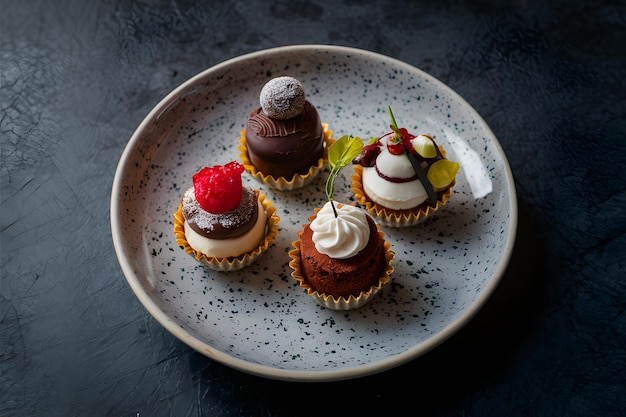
361, 134, 437, 210
352, 110, 459, 227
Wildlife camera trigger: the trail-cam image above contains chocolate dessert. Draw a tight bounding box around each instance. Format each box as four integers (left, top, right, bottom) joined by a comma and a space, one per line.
298, 211, 386, 298
244, 76, 325, 179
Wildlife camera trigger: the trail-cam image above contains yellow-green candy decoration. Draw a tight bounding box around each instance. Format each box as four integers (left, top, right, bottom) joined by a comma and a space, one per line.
427, 159, 460, 189
412, 135, 438, 158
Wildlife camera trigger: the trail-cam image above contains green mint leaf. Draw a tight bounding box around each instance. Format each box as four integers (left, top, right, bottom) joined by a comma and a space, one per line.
325, 135, 363, 206
328, 135, 364, 170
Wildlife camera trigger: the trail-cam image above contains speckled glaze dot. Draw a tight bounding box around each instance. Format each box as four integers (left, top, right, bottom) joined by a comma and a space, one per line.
260, 76, 306, 120
111, 45, 517, 382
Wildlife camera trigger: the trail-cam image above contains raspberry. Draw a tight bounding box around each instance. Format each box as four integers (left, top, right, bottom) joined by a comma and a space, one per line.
192, 161, 244, 214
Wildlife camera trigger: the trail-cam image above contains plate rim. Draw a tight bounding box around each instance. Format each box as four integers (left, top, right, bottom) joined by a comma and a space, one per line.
110, 44, 518, 382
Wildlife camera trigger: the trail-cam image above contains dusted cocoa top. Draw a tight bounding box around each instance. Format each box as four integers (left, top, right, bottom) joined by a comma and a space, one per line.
245, 100, 324, 179
182, 187, 258, 240
260, 76, 306, 120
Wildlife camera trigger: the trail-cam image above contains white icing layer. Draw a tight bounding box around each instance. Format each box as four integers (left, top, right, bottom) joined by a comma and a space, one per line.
375, 137, 415, 179
184, 200, 266, 258
362, 136, 429, 210
363, 167, 428, 210
310, 202, 370, 259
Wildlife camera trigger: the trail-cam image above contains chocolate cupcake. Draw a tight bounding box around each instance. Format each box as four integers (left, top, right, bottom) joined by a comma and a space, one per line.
238, 76, 333, 190
289, 202, 394, 310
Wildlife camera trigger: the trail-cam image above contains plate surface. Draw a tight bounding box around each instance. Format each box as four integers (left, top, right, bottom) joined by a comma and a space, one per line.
111, 45, 517, 382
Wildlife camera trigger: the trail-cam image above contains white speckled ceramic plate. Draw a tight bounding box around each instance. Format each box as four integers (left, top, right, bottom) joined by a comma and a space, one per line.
111, 45, 517, 382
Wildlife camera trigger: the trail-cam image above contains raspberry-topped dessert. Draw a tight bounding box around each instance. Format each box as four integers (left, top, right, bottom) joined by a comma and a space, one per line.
238, 76, 333, 190
173, 161, 279, 271
352, 107, 460, 227
289, 136, 394, 310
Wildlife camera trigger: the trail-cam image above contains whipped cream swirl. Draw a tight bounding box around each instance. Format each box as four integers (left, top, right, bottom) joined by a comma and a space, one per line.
310, 202, 370, 259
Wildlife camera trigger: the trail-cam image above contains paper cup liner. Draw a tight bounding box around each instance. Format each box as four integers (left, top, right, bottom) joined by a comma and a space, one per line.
288, 213, 395, 310
238, 123, 334, 191
173, 192, 280, 272
351, 147, 455, 227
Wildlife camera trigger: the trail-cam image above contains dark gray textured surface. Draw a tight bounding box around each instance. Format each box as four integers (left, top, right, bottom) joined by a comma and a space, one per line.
2, 0, 625, 416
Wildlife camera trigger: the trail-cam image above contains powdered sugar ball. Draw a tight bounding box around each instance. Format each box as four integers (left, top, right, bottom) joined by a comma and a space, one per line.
260, 76, 306, 120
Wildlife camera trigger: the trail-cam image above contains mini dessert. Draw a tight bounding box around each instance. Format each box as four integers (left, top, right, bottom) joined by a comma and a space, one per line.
352, 107, 460, 227
238, 76, 333, 190
173, 161, 279, 271
289, 136, 394, 310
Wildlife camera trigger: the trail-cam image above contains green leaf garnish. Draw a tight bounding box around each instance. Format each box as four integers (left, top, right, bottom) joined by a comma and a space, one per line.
326, 135, 364, 214
328, 135, 364, 170
388, 106, 401, 142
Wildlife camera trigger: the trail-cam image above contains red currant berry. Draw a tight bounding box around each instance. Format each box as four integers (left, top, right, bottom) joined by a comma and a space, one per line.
387, 140, 405, 155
